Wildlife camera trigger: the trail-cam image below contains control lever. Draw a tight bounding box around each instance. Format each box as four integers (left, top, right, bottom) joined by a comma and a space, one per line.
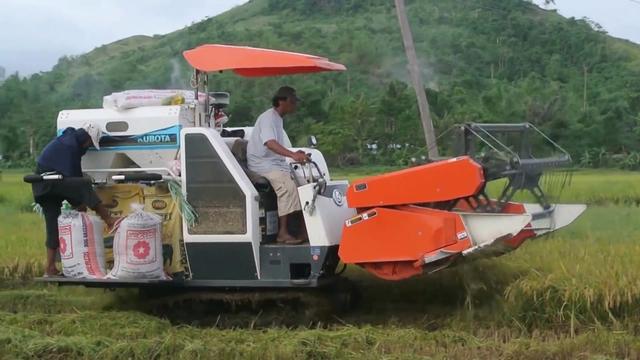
289, 153, 323, 186
304, 153, 313, 183
304, 177, 327, 216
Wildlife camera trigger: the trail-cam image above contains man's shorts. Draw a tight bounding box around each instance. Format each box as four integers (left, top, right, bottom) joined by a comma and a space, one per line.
32, 178, 101, 209
31, 177, 102, 249
262, 170, 302, 217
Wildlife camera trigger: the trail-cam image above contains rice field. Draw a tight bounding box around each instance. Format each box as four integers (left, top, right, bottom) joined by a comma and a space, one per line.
2, 168, 640, 359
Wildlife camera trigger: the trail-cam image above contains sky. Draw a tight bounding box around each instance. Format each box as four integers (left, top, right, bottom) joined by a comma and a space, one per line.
0, 0, 639, 77
534, 0, 640, 43
0, 0, 246, 76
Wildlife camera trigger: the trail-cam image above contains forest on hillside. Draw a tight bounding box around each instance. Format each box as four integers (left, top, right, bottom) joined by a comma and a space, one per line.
0, 0, 639, 168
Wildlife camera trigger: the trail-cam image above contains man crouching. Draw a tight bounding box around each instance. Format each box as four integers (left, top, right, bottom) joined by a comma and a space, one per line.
32, 124, 117, 276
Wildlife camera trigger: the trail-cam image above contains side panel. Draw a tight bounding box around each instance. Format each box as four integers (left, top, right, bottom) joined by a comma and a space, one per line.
298, 181, 355, 246
181, 128, 261, 279
346, 156, 484, 208
184, 132, 247, 235
260, 244, 339, 281
185, 243, 257, 280
339, 206, 462, 264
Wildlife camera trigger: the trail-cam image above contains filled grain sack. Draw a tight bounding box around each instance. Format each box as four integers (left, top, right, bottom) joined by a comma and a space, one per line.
102, 89, 212, 110
108, 204, 168, 280
58, 210, 106, 279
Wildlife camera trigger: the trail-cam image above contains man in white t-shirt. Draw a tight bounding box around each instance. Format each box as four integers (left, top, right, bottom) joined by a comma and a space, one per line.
247, 86, 309, 245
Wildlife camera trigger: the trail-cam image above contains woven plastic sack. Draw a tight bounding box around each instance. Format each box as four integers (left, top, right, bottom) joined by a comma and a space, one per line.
103, 89, 212, 110
58, 210, 106, 279
108, 204, 167, 279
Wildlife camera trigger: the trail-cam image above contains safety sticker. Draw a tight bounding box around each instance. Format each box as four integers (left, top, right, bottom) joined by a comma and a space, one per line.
310, 247, 321, 261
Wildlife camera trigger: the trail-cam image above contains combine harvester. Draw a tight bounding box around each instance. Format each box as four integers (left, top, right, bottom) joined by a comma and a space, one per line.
35, 44, 585, 310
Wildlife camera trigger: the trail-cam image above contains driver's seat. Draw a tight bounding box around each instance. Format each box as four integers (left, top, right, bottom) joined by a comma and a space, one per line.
230, 139, 272, 192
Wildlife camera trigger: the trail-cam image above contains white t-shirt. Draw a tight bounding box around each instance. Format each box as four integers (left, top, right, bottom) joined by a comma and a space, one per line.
247, 108, 291, 174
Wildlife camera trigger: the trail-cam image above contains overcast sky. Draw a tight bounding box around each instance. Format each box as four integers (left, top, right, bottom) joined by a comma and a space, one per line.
0, 0, 246, 76
0, 0, 639, 76
535, 0, 640, 43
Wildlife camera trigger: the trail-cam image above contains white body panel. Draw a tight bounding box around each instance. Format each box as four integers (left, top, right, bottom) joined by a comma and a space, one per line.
57, 105, 195, 182
522, 203, 587, 236
57, 105, 194, 132
298, 181, 356, 247
459, 212, 532, 258
459, 203, 586, 259
180, 127, 262, 277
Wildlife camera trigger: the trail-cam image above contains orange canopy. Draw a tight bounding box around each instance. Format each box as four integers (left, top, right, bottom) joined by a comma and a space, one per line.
183, 44, 346, 77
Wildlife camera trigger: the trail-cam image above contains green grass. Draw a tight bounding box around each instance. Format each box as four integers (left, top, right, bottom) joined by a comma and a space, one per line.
4, 168, 640, 358
0, 170, 44, 277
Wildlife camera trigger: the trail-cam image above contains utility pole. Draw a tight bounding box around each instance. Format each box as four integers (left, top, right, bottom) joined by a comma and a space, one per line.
583, 64, 588, 112
394, 0, 439, 158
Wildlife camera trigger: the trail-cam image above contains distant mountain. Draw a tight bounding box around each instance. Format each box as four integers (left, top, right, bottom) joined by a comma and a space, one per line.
0, 0, 639, 166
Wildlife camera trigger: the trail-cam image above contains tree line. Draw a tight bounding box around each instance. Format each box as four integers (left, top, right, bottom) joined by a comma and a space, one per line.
0, 0, 639, 169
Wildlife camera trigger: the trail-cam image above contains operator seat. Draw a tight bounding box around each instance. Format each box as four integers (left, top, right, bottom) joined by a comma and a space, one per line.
230, 139, 273, 192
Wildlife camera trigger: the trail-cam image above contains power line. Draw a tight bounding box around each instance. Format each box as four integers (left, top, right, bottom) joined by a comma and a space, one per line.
628, 0, 640, 6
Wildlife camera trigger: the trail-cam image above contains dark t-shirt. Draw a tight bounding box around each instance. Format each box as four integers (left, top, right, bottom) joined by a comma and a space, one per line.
37, 127, 90, 177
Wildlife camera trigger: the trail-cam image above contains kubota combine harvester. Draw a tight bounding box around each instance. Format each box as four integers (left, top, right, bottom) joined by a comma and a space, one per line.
35, 44, 585, 304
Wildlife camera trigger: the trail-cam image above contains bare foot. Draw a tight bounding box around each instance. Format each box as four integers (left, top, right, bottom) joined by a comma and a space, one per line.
276, 233, 303, 245
45, 267, 61, 276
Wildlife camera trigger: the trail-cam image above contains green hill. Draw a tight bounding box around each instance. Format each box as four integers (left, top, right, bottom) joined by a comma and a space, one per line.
1, 0, 639, 167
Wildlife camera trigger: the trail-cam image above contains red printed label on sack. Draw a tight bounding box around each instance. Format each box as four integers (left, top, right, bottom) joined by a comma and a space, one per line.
132, 240, 151, 260
59, 224, 73, 260
125, 228, 157, 265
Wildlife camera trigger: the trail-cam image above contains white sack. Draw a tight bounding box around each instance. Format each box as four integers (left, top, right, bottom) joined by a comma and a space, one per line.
103, 89, 212, 110
108, 204, 167, 280
58, 211, 106, 279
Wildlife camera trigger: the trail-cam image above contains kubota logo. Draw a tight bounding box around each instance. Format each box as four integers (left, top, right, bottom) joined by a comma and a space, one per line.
137, 134, 172, 144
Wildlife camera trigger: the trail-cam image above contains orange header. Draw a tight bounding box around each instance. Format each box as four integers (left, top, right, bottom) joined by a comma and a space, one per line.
346, 157, 485, 208
183, 44, 346, 77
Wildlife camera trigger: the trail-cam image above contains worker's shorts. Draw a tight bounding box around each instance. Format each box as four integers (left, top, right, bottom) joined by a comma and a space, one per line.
32, 179, 102, 249
262, 170, 301, 217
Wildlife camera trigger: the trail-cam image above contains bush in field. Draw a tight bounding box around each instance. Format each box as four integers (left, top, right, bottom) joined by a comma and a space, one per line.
579, 148, 640, 171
